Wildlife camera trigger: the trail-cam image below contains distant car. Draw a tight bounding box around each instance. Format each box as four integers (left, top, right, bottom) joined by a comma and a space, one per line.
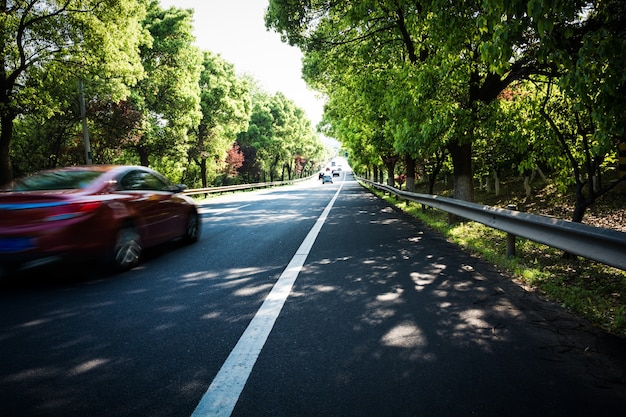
332, 170, 340, 177
0, 165, 200, 274
322, 174, 333, 184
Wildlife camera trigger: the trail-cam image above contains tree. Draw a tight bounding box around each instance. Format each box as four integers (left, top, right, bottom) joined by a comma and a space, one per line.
551, 1, 626, 222
319, 91, 382, 181
265, 1, 448, 198
482, 0, 626, 222
11, 85, 146, 177
304, 47, 397, 184
126, 0, 202, 172
539, 78, 624, 223
0, 0, 148, 185
237, 82, 325, 183
10, 74, 89, 175
266, 1, 553, 202
237, 87, 274, 182
223, 144, 245, 178
189, 51, 250, 187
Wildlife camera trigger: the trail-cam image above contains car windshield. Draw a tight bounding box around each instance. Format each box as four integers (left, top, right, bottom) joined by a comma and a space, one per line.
11, 170, 103, 191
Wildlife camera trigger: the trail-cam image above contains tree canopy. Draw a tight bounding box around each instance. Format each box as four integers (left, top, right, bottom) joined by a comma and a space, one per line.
266, 0, 626, 222
2, 0, 328, 188
0, 0, 150, 184
6, 0, 623, 226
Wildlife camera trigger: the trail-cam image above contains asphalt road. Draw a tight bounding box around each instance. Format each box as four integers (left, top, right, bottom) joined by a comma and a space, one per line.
1, 172, 625, 417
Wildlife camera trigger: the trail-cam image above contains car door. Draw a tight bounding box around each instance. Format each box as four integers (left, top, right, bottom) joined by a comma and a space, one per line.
119, 170, 184, 245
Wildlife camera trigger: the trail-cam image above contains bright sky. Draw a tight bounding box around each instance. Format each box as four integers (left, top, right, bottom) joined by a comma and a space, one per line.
158, 0, 325, 127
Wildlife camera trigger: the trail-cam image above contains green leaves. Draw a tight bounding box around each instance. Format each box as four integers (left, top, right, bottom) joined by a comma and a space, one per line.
267, 0, 625, 215
236, 86, 324, 183
125, 1, 202, 172
0, 0, 150, 183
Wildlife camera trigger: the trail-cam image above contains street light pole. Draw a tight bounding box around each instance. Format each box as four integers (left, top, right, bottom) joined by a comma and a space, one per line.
78, 79, 93, 165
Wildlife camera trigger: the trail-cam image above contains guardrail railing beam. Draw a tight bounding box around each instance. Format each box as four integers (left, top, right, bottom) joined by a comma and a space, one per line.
183, 176, 312, 197
357, 176, 626, 271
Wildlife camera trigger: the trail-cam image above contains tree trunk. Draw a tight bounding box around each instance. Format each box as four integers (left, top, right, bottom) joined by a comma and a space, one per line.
536, 167, 547, 182
200, 158, 207, 188
382, 155, 397, 187
138, 147, 149, 167
282, 163, 290, 181
405, 153, 416, 192
427, 174, 436, 194
572, 183, 593, 223
447, 140, 473, 224
494, 170, 500, 196
448, 140, 474, 202
386, 164, 394, 186
270, 154, 280, 182
0, 113, 13, 185
523, 176, 531, 197
197, 124, 208, 187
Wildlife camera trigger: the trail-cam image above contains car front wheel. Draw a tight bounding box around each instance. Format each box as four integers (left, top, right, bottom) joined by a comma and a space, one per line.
182, 210, 200, 244
112, 226, 142, 271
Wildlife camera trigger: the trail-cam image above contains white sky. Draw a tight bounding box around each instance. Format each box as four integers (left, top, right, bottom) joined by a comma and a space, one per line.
158, 0, 325, 127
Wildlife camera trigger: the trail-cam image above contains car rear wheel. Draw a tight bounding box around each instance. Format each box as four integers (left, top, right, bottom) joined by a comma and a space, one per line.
112, 226, 142, 271
182, 210, 200, 244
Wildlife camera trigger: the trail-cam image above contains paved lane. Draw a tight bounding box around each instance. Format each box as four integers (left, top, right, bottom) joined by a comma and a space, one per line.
231, 173, 626, 417
1, 172, 624, 417
0, 178, 336, 417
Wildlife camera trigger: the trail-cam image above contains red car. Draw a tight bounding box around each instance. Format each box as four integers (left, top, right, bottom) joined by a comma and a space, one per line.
0, 165, 200, 274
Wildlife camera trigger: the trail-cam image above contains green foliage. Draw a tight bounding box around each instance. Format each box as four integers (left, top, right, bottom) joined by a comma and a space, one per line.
128, 1, 202, 167
1, 0, 150, 184
267, 0, 626, 221
237, 86, 325, 182
187, 51, 251, 187
6, 0, 624, 218
4, 1, 323, 190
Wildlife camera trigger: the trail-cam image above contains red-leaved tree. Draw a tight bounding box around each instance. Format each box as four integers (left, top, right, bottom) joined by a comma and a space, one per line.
223, 144, 245, 177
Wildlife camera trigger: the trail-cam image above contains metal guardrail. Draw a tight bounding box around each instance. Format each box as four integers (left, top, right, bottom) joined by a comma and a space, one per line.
358, 176, 626, 271
183, 176, 311, 196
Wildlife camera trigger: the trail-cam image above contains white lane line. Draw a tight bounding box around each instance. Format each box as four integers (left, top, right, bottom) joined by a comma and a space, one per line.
190, 183, 344, 417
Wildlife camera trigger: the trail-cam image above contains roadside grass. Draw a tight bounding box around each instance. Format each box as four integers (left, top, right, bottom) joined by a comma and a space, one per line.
367, 186, 626, 338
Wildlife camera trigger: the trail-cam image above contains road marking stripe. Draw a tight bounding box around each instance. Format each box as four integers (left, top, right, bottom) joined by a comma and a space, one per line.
191, 183, 344, 417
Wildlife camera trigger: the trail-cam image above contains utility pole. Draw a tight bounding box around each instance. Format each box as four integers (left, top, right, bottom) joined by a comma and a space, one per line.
78, 79, 93, 165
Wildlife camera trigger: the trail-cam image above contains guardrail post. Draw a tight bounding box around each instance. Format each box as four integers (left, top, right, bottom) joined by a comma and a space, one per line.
506, 204, 517, 257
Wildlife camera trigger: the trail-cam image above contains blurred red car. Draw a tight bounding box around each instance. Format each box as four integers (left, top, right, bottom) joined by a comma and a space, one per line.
0, 165, 200, 274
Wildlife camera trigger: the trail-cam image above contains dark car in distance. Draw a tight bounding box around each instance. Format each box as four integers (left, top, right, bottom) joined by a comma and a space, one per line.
0, 165, 200, 275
